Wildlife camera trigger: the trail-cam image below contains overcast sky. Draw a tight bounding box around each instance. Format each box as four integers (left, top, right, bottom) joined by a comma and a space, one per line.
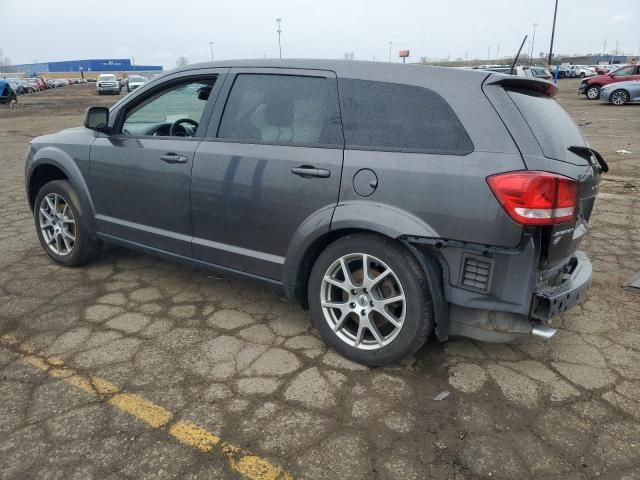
2, 0, 638, 68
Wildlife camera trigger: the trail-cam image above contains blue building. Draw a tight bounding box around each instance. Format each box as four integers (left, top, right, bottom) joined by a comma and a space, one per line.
7, 59, 163, 76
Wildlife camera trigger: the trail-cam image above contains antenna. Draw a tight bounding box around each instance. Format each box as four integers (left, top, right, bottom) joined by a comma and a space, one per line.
510, 35, 528, 75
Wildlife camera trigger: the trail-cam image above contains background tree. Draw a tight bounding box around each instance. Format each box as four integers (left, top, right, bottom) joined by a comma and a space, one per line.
0, 49, 12, 73
176, 56, 189, 67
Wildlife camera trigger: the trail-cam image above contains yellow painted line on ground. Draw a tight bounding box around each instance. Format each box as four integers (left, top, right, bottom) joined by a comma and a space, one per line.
0, 334, 293, 480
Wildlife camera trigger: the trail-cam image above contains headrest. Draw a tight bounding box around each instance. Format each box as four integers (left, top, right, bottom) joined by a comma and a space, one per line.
264, 91, 293, 128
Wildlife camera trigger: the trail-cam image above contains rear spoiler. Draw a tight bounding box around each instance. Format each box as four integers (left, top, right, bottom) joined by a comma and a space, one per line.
486, 75, 558, 97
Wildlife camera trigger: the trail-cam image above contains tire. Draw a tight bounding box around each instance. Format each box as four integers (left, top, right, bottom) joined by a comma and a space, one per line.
33, 180, 102, 267
580, 72, 585, 78
586, 85, 601, 100
610, 89, 629, 106
308, 234, 433, 366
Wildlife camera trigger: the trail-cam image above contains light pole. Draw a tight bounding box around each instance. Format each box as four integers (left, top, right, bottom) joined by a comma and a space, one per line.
389, 41, 392, 62
276, 18, 282, 58
529, 22, 537, 65
547, 0, 559, 71
209, 41, 214, 61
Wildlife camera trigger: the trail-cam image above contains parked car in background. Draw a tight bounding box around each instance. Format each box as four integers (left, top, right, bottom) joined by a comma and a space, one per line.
598, 80, 640, 105
567, 65, 595, 78
529, 67, 552, 80
25, 59, 604, 365
580, 64, 640, 99
21, 79, 39, 93
553, 65, 569, 78
126, 75, 147, 92
6, 78, 25, 95
96, 74, 121, 95
0, 79, 18, 104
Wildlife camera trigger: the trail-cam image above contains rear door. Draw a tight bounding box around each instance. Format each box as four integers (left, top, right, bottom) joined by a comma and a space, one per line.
190, 68, 344, 280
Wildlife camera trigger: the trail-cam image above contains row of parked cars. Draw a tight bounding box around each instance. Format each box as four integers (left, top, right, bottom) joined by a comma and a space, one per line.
578, 63, 640, 105
3, 76, 85, 96
96, 74, 148, 95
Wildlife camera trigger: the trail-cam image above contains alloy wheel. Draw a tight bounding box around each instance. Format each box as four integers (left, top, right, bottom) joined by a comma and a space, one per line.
587, 87, 600, 99
611, 90, 628, 105
39, 193, 76, 256
320, 253, 406, 350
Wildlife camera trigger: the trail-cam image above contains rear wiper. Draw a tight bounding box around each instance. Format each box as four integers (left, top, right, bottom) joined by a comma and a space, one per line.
568, 145, 609, 173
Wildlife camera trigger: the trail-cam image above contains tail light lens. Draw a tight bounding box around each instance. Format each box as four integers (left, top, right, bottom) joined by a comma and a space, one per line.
487, 171, 578, 225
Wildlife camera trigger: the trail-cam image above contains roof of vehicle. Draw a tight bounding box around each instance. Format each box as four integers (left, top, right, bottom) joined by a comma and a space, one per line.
168, 58, 491, 84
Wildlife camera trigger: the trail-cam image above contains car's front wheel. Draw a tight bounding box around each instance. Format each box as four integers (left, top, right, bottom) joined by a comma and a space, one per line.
610, 89, 630, 106
308, 234, 433, 366
586, 85, 601, 99
34, 180, 102, 267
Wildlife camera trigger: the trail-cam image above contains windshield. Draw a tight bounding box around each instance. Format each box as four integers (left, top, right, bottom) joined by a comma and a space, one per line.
129, 76, 145, 82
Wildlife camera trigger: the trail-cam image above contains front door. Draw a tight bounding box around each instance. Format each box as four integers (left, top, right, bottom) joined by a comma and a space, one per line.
90, 73, 222, 256
191, 69, 344, 280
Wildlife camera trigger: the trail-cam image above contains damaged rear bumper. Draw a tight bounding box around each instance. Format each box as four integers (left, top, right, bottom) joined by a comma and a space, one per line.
448, 251, 592, 343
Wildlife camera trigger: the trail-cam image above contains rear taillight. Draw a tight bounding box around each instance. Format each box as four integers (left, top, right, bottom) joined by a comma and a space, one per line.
487, 171, 578, 225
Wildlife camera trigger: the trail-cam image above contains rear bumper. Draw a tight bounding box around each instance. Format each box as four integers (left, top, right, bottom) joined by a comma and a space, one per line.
530, 251, 592, 320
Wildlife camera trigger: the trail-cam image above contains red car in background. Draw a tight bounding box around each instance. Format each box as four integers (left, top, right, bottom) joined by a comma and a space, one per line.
580, 64, 640, 99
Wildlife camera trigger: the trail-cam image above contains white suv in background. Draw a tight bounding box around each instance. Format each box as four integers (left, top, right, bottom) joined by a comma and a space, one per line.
569, 65, 596, 78
96, 74, 121, 95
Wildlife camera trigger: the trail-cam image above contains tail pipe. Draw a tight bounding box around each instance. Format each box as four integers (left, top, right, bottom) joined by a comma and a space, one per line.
531, 325, 557, 340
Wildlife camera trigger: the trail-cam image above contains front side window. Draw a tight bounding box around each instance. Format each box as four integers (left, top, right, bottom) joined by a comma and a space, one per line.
217, 74, 343, 146
338, 79, 474, 154
613, 66, 634, 77
122, 77, 215, 137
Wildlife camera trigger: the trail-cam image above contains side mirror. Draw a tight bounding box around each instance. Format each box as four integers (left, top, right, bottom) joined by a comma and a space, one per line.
84, 106, 110, 132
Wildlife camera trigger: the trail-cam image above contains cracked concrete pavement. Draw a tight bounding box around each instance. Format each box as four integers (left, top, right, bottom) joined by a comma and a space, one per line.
0, 80, 639, 479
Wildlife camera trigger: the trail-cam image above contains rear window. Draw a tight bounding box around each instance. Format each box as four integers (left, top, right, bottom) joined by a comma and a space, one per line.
507, 89, 586, 162
338, 79, 473, 154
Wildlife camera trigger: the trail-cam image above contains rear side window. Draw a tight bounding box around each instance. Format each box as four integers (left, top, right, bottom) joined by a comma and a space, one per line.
217, 74, 343, 146
507, 89, 586, 162
338, 79, 473, 154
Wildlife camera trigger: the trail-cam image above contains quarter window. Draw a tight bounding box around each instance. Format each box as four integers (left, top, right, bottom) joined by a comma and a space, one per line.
338, 79, 473, 154
217, 74, 343, 146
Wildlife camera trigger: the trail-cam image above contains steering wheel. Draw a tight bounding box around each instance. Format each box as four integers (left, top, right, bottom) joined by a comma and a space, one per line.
169, 118, 199, 137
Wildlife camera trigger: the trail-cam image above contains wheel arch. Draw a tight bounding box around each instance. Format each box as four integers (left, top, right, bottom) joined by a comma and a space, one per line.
27, 150, 97, 233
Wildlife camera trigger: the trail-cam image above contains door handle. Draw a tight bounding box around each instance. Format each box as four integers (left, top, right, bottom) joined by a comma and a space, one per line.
160, 153, 188, 164
291, 166, 331, 178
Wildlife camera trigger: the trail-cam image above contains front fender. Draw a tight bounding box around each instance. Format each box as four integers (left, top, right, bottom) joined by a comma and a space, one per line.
28, 145, 97, 233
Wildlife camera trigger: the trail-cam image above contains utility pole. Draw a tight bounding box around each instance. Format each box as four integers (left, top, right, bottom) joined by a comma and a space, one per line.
276, 19, 282, 58
529, 22, 537, 65
389, 41, 392, 62
614, 39, 619, 56
488, 46, 491, 61
602, 38, 607, 56
209, 41, 214, 61
496, 44, 500, 61
547, 0, 559, 71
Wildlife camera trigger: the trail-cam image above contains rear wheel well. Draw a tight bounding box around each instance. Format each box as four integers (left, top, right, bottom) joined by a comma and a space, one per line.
293, 229, 443, 309
28, 164, 68, 211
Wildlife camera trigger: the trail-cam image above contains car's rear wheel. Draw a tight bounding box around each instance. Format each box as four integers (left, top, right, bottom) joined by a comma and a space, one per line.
610, 89, 630, 106
586, 85, 601, 100
579, 72, 585, 78
34, 180, 102, 267
308, 234, 433, 366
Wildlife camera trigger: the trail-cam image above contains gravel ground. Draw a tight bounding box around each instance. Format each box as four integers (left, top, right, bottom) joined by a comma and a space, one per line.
0, 79, 638, 480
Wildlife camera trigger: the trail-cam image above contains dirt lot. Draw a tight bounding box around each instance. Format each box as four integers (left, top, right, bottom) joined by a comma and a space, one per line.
0, 80, 638, 480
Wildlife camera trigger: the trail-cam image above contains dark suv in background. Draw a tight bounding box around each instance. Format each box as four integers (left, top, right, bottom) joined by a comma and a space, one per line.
25, 60, 605, 365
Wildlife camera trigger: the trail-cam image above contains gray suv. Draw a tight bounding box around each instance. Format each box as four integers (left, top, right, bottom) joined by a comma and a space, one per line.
25, 60, 606, 366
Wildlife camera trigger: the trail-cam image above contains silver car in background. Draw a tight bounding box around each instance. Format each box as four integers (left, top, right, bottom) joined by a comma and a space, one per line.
599, 80, 640, 105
